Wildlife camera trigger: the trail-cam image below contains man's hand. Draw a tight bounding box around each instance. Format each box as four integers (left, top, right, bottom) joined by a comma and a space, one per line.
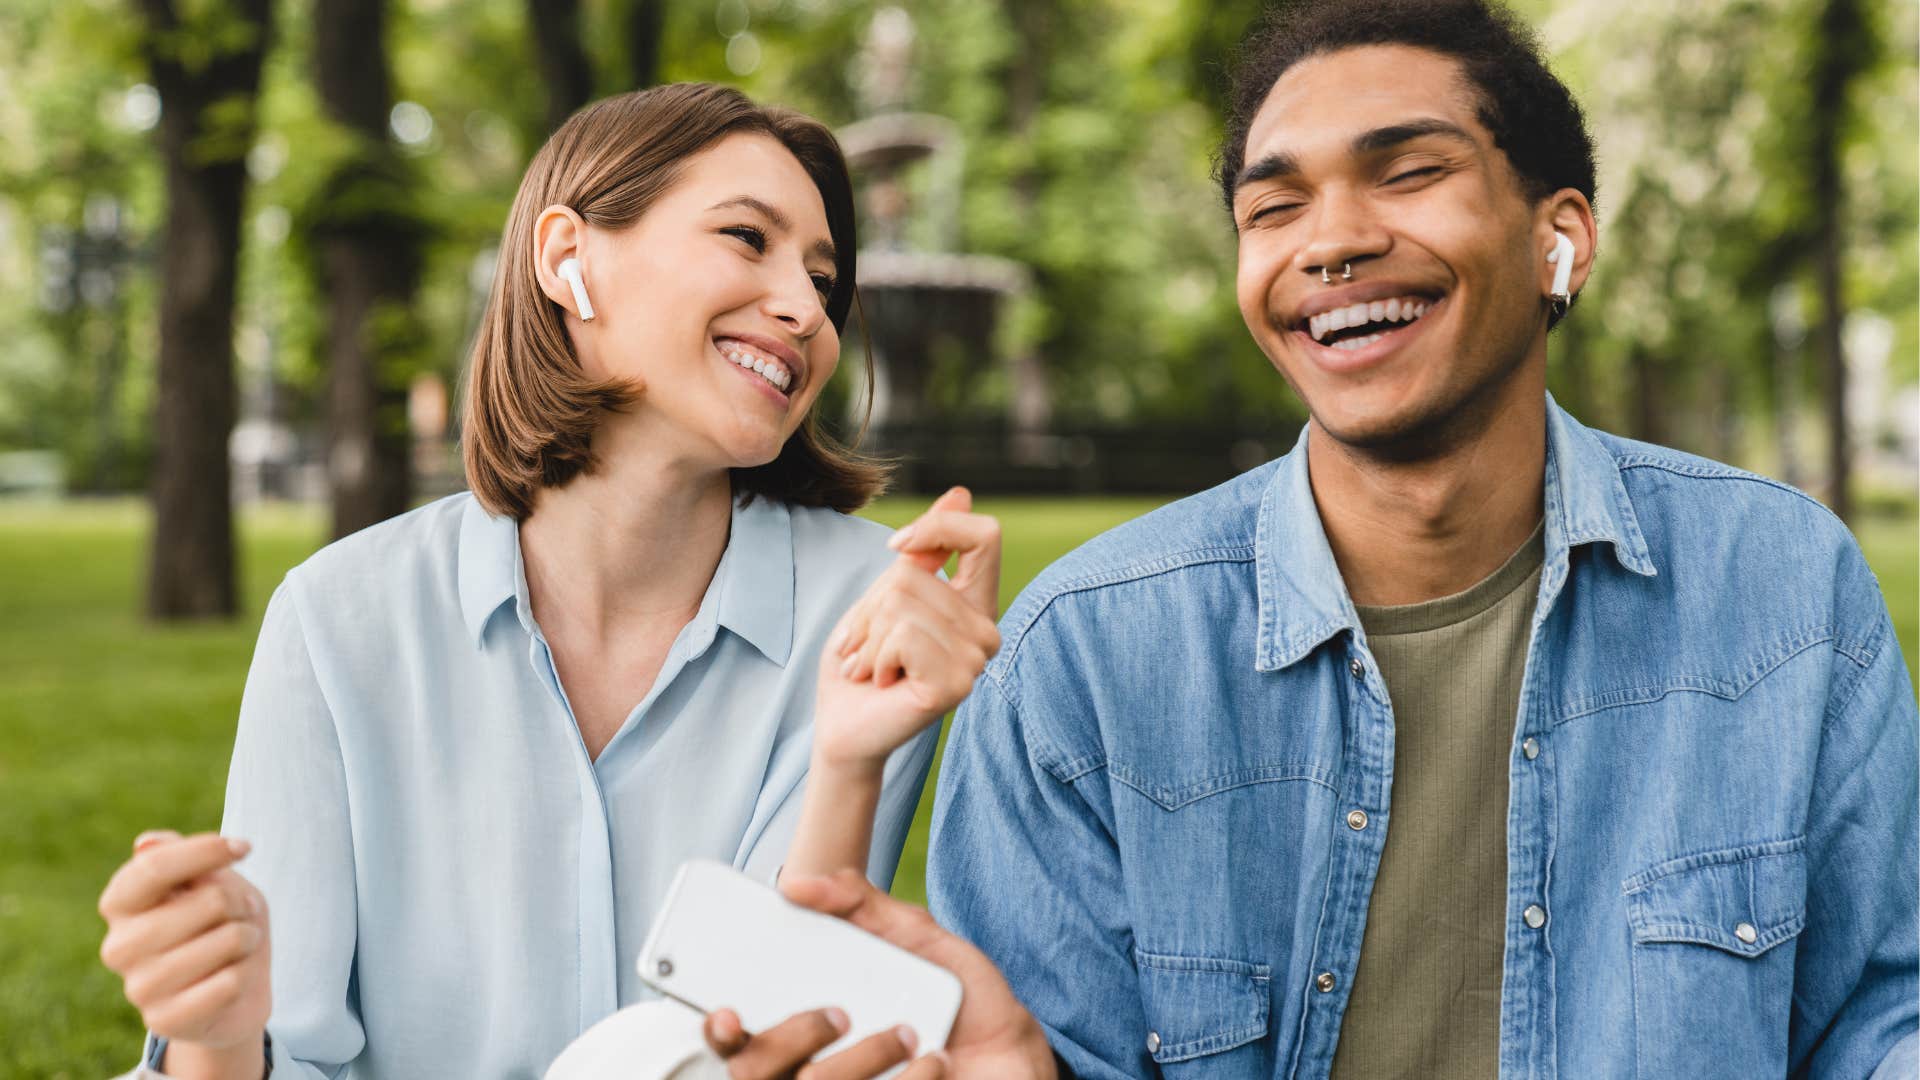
703, 870, 1057, 1080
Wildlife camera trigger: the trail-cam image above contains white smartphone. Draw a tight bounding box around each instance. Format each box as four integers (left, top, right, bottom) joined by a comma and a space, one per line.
637, 859, 963, 1070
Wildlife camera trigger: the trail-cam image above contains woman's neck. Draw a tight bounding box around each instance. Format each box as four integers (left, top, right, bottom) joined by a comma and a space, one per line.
518, 417, 735, 645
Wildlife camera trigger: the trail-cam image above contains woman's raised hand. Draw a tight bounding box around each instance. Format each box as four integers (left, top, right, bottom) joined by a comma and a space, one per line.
97, 831, 272, 1076
812, 487, 1002, 772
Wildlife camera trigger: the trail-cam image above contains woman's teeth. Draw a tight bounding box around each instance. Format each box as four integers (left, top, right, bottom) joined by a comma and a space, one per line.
719, 343, 792, 392
1308, 296, 1432, 344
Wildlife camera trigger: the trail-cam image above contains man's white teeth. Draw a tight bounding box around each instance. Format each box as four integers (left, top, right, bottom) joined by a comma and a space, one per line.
719, 343, 791, 392
1331, 332, 1385, 352
1308, 296, 1431, 342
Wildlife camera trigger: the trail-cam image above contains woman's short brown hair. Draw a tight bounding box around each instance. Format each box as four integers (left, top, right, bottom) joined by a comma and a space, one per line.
461, 82, 888, 520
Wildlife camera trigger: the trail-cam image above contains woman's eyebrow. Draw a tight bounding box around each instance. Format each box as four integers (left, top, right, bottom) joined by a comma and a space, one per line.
707, 195, 836, 263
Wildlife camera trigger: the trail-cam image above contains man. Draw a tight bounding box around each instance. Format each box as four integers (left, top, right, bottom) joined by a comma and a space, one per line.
925, 1, 1919, 1077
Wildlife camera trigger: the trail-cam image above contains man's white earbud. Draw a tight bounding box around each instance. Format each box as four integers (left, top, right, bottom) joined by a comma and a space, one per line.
557, 257, 595, 322
1546, 231, 1575, 313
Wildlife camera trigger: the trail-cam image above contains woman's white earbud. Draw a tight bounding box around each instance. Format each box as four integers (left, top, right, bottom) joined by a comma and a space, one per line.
557, 257, 595, 322
1546, 231, 1575, 312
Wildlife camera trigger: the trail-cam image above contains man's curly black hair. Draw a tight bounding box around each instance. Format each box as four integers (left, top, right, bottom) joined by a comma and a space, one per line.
1216, 0, 1598, 218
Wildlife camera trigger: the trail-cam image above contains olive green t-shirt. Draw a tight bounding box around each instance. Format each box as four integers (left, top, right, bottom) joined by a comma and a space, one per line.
1328, 523, 1545, 1080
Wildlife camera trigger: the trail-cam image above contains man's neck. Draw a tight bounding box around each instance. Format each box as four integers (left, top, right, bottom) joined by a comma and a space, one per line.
1309, 381, 1547, 608
518, 414, 735, 645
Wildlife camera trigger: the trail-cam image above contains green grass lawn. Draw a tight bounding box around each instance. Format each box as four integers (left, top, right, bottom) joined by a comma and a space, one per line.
2, 495, 1914, 1077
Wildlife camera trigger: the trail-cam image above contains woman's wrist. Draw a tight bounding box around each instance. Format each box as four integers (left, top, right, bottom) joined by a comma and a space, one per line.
807, 746, 888, 790
163, 1033, 269, 1080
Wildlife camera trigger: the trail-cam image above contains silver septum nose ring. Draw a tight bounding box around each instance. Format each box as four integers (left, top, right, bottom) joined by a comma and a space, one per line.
1319, 262, 1354, 284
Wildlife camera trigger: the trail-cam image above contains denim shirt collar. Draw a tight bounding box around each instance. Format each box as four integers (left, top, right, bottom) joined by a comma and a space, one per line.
457, 491, 796, 665
1254, 394, 1656, 671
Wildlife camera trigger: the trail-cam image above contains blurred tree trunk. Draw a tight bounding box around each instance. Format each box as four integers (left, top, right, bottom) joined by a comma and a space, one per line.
135, 0, 274, 619
1629, 345, 1665, 445
999, 0, 1056, 432
626, 0, 665, 90
529, 0, 593, 132
1809, 0, 1869, 523
313, 0, 424, 539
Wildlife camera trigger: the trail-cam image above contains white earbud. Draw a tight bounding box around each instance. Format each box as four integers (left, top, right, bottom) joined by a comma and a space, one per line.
1546, 231, 1575, 311
557, 257, 595, 322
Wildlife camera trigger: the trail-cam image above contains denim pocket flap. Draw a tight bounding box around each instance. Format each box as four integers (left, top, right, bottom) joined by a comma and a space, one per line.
1622, 836, 1808, 958
1133, 950, 1270, 1063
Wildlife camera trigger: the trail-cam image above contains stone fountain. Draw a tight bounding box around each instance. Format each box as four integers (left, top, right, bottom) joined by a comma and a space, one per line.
837, 7, 1041, 481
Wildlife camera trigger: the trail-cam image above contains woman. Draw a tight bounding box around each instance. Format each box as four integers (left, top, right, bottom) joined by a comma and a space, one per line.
95, 83, 1002, 1079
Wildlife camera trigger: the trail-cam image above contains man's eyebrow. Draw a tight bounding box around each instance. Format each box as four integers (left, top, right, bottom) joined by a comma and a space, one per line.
1234, 118, 1478, 194
708, 195, 837, 264
1350, 118, 1477, 156
1236, 151, 1302, 192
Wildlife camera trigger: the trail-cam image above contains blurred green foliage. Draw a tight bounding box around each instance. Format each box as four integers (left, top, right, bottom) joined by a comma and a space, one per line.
0, 0, 1913, 491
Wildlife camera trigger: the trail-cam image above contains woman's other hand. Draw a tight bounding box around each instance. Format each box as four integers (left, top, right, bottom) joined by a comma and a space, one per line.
98, 831, 272, 1077
812, 487, 1002, 773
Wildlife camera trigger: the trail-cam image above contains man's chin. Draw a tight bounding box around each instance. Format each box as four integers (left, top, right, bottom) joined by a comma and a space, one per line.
1307, 396, 1473, 464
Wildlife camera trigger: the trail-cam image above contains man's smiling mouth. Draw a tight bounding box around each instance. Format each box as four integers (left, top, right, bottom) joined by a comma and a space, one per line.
1304, 295, 1434, 351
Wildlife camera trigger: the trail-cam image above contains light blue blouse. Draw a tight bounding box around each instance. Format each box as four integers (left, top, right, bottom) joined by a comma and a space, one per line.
142, 491, 938, 1079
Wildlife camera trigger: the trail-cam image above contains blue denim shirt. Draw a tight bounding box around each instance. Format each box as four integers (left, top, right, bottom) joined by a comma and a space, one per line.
928, 399, 1918, 1080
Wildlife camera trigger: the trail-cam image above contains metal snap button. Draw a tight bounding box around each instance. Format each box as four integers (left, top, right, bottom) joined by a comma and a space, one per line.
1315, 971, 1337, 993
1349, 657, 1366, 679
1522, 737, 1540, 760
1523, 904, 1547, 929
1146, 1031, 1161, 1054
1734, 922, 1758, 944
1346, 809, 1369, 831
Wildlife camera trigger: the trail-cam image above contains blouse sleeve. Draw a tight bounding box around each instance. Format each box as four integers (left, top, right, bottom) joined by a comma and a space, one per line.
143, 580, 368, 1079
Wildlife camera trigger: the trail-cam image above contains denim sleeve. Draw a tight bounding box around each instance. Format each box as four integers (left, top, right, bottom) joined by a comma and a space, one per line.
928, 673, 1151, 1080
1790, 586, 1919, 1079
215, 581, 366, 1078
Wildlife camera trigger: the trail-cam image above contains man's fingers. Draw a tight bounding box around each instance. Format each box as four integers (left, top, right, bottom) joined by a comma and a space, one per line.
796, 1026, 917, 1080
781, 870, 945, 953
725, 1007, 850, 1079
893, 1054, 950, 1080
100, 834, 250, 919
704, 1008, 749, 1057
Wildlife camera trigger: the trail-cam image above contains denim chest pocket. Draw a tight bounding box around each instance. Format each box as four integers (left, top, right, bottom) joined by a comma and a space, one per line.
1623, 837, 1806, 1080
1133, 950, 1271, 1074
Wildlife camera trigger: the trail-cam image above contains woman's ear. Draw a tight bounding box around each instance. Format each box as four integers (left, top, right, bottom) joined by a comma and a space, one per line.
534, 205, 591, 319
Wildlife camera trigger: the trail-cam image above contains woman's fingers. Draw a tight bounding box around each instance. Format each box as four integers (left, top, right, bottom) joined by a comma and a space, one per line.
722, 1007, 851, 1079
795, 1025, 918, 1080
121, 917, 265, 1010
99, 833, 249, 921
100, 873, 257, 975
137, 960, 253, 1039
849, 564, 998, 683
886, 489, 1002, 618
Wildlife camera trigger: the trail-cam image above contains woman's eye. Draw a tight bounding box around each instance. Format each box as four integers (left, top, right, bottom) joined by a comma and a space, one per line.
722, 225, 767, 253
810, 273, 836, 298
